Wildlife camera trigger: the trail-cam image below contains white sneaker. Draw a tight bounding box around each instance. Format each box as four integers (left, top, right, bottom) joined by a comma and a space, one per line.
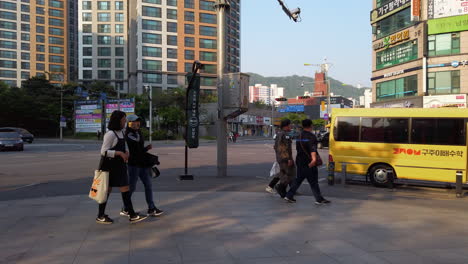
265, 186, 275, 194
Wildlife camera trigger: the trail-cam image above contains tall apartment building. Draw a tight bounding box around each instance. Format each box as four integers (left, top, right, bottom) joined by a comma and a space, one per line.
68, 0, 78, 82
0, 0, 68, 87
371, 0, 468, 108
249, 84, 284, 105
78, 0, 241, 94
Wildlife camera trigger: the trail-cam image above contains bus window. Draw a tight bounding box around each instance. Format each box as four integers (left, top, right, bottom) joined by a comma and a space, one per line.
336, 117, 360, 142
361, 118, 409, 143
411, 118, 465, 146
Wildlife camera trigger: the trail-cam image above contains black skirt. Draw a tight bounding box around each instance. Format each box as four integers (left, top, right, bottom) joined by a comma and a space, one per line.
108, 157, 129, 187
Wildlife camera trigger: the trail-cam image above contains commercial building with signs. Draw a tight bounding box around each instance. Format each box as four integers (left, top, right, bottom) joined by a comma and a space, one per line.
78, 0, 241, 94
0, 0, 69, 87
370, 0, 468, 108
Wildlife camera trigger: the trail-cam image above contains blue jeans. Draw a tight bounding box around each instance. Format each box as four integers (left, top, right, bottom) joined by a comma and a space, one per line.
286, 166, 324, 202
126, 165, 156, 210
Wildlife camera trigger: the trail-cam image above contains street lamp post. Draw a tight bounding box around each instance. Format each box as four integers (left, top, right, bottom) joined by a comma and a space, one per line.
270, 86, 274, 138
145, 85, 153, 144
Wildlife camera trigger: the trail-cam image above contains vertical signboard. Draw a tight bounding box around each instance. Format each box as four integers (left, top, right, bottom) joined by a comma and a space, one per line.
186, 73, 200, 149
74, 100, 102, 133
411, 0, 421, 20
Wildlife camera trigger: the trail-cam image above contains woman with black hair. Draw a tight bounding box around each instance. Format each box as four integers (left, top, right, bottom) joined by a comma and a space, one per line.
96, 110, 148, 224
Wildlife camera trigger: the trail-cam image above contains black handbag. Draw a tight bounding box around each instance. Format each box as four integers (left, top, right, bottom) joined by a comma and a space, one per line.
143, 153, 160, 167
98, 151, 112, 171
151, 166, 161, 178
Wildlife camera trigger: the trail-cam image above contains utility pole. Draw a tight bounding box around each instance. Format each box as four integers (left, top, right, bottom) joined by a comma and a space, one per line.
145, 85, 153, 144
270, 86, 274, 138
215, 0, 229, 178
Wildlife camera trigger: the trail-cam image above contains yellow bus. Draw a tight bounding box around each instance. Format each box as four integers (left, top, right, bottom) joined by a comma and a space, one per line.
329, 108, 467, 187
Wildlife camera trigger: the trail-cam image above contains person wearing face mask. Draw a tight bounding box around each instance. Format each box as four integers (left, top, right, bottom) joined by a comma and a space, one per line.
120, 115, 164, 217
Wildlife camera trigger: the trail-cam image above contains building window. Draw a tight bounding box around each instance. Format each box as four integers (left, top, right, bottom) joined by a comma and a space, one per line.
21, 4, 30, 12
82, 24, 92, 33
0, 30, 16, 39
201, 64, 216, 74
37, 45, 45, 52
82, 36, 92, 45
201, 77, 216, 86
167, 48, 177, 59
167, 74, 178, 84
143, 6, 161, 17
50, 55, 64, 63
142, 60, 162, 71
167, 61, 177, 71
428, 33, 460, 57
0, 70, 16, 78
98, 24, 111, 33
115, 1, 124, 10
49, 46, 64, 54
83, 47, 93, 56
21, 71, 29, 80
115, 13, 124, 22
143, 0, 161, 3
167, 0, 177, 6
21, 62, 29, 69
98, 13, 111, 22
37, 26, 45, 33
36, 16, 45, 24
184, 62, 192, 72
0, 60, 16, 68
49, 27, 64, 36
49, 0, 64, 8
115, 70, 124, 80
83, 58, 92, 67
185, 50, 194, 60
0, 50, 16, 59
428, 71, 460, 95
375, 8, 412, 39
98, 70, 111, 79
115, 36, 124, 45
167, 35, 177, 46
200, 0, 214, 11
115, 59, 124, 68
98, 36, 111, 45
49, 64, 63, 72
184, 0, 194, 8
36, 7, 45, 15
142, 46, 162, 57
49, 36, 64, 45
21, 23, 30, 32
82, 70, 93, 79
185, 37, 195, 47
115, 47, 124, 56
200, 38, 216, 49
376, 75, 417, 102
82, 1, 92, 10
0, 21, 16, 30
184, 24, 195, 34
142, 19, 161, 31
97, 1, 110, 10
142, 33, 161, 44
167, 22, 177, 33
98, 59, 111, 68
143, 73, 162, 83
0, 11, 16, 20
0, 2, 16, 11
200, 51, 216, 61
185, 11, 194, 21
49, 18, 64, 26
200, 25, 216, 36
167, 9, 177, 20
36, 63, 45, 71
21, 42, 30, 50
115, 24, 124, 33
98, 47, 111, 56
49, 9, 63, 17
36, 35, 45, 43
200, 13, 216, 24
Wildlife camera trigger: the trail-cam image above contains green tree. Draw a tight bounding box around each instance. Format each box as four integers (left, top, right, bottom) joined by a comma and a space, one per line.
85, 81, 117, 97
281, 113, 308, 125
312, 119, 326, 130
159, 106, 185, 134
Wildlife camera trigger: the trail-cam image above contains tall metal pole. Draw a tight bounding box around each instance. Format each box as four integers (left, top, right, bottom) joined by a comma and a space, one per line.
60, 87, 63, 141
149, 85, 153, 144
117, 86, 121, 111
271, 86, 274, 138
215, 1, 229, 178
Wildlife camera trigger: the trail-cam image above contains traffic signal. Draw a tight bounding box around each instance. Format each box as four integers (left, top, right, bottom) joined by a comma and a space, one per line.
275, 97, 288, 101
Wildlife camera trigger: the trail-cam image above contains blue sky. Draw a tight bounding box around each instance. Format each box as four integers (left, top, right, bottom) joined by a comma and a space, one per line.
241, 0, 373, 87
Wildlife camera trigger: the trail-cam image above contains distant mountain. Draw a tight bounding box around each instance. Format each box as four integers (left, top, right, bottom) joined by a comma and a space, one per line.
247, 73, 367, 99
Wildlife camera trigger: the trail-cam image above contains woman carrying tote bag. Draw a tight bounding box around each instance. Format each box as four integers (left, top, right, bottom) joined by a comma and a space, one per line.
96, 110, 148, 224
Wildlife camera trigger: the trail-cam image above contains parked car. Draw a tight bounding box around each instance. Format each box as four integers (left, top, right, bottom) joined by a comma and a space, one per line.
0, 127, 34, 143
317, 132, 329, 149
0, 131, 24, 151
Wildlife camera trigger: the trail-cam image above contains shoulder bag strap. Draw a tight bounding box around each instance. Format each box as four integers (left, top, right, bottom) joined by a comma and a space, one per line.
299, 132, 312, 161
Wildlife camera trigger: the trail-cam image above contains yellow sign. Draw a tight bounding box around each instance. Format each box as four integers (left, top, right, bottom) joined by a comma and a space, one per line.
373, 30, 410, 50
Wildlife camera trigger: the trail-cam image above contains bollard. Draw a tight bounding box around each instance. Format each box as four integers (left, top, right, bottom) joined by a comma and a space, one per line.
456, 171, 463, 198
327, 162, 335, 186
341, 163, 347, 186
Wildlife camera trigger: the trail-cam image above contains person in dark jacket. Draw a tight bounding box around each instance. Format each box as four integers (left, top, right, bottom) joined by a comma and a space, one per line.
121, 114, 164, 217
284, 119, 330, 204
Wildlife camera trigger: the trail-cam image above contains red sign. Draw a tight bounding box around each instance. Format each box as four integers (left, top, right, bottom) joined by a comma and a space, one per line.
393, 148, 421, 155
412, 0, 421, 17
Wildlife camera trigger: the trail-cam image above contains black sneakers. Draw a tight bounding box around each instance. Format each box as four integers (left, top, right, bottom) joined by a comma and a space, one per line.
284, 197, 297, 203
148, 208, 164, 217
96, 215, 114, 224
315, 199, 331, 205
129, 213, 148, 223
275, 185, 286, 198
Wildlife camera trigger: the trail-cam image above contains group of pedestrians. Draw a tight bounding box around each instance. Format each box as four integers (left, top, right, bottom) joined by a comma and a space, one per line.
267, 119, 330, 204
96, 111, 163, 224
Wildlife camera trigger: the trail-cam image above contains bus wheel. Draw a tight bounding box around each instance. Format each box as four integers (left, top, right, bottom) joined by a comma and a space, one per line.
369, 164, 394, 188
